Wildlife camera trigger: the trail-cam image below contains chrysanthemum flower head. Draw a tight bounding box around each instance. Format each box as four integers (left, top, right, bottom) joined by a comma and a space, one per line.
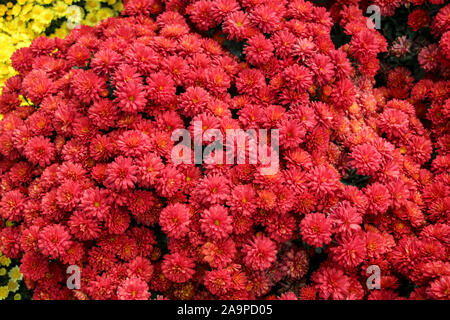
161, 252, 195, 283
159, 203, 191, 239
300, 213, 333, 248
200, 205, 233, 240
242, 235, 277, 271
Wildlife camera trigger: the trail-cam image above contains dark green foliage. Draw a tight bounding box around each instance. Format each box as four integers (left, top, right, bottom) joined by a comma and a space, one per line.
223, 39, 246, 62
341, 168, 371, 189
331, 23, 351, 49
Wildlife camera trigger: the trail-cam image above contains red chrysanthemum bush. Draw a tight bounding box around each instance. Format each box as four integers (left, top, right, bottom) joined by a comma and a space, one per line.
0, 0, 448, 300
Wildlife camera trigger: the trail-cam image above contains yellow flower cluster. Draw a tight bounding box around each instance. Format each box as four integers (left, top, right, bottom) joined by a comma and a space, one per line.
0, 251, 23, 300
0, 0, 123, 89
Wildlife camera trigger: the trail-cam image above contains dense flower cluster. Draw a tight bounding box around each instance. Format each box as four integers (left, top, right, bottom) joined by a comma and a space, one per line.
0, 247, 25, 300
0, 0, 123, 88
0, 0, 448, 300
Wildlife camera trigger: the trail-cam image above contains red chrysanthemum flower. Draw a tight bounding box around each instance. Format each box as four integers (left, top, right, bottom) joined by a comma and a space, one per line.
115, 80, 147, 114
22, 70, 56, 104
377, 108, 409, 139
37, 224, 72, 258
300, 213, 333, 248
350, 143, 383, 176
408, 9, 430, 31
117, 277, 150, 300
202, 238, 237, 268
19, 252, 50, 282
178, 86, 211, 117
250, 4, 281, 34
330, 233, 367, 269
283, 64, 313, 92
78, 187, 111, 220
204, 268, 232, 297
364, 182, 392, 215
299, 285, 317, 300
117, 130, 151, 158
312, 266, 351, 300
242, 235, 277, 271
329, 201, 362, 235
105, 156, 138, 191
427, 276, 450, 300
23, 136, 56, 167
200, 205, 233, 240
161, 252, 196, 283
146, 72, 176, 104
159, 203, 191, 239
223, 11, 251, 40
127, 256, 154, 282
244, 33, 274, 66
68, 211, 102, 241
72, 70, 108, 104
306, 165, 340, 198
56, 181, 82, 211
0, 189, 25, 222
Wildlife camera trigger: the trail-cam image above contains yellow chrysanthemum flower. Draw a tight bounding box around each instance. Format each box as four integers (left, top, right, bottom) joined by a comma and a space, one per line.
8, 266, 23, 281
97, 8, 115, 21
14, 293, 21, 300
0, 286, 8, 300
66, 4, 81, 17
31, 20, 46, 33
31, 5, 44, 17
21, 3, 33, 16
85, 0, 101, 12
0, 46, 11, 62
0, 255, 11, 267
83, 12, 99, 27
53, 1, 69, 18
7, 280, 19, 293
11, 4, 21, 16
113, 2, 123, 11
0, 268, 6, 276
40, 8, 55, 25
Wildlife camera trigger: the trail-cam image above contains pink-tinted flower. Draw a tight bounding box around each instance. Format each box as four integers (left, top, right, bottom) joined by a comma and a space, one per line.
312, 266, 351, 300
117, 277, 150, 300
38, 224, 72, 258
300, 213, 333, 248
242, 235, 277, 270
204, 268, 232, 296
24, 136, 56, 167
105, 156, 138, 191
161, 252, 196, 283
350, 143, 383, 176
159, 203, 191, 239
200, 205, 233, 240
